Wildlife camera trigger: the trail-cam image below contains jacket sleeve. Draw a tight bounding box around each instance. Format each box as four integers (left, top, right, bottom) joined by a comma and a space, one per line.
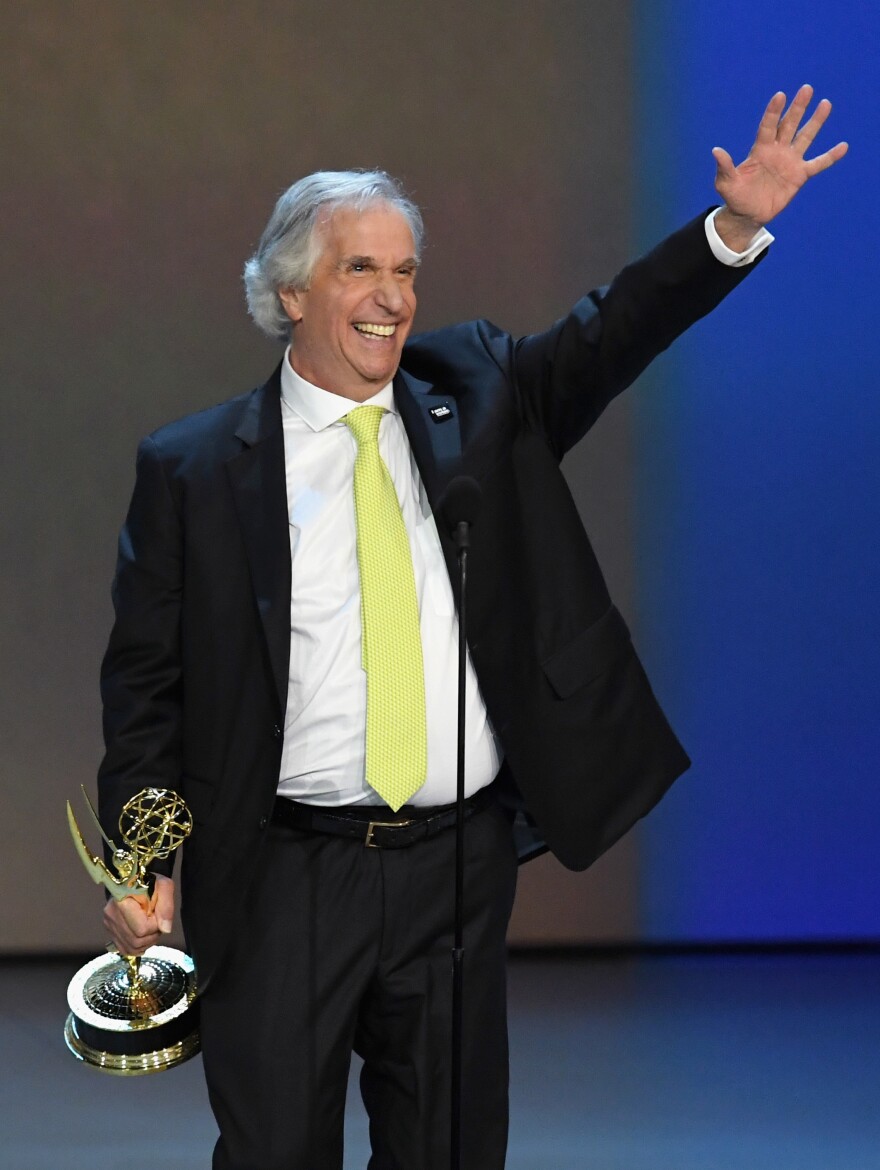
511, 209, 766, 459
97, 435, 184, 877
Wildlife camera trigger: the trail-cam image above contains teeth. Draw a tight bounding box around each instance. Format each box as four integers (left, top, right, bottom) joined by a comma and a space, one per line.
353, 323, 395, 336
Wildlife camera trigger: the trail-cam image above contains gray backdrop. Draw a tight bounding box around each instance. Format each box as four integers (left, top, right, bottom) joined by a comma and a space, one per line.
1, 1, 641, 951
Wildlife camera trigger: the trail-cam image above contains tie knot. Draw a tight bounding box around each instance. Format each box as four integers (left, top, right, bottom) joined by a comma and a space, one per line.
344, 404, 386, 448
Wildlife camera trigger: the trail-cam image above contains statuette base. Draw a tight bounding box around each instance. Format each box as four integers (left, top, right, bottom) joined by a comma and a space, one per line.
65, 945, 199, 1076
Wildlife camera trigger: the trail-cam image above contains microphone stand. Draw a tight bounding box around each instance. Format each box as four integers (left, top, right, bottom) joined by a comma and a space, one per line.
439, 474, 482, 1170
450, 514, 469, 1170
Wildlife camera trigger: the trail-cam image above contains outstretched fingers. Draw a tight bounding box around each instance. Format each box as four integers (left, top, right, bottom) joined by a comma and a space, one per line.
804, 140, 849, 177
793, 97, 833, 155
755, 91, 787, 144
714, 86, 847, 225
777, 84, 814, 144
712, 146, 737, 179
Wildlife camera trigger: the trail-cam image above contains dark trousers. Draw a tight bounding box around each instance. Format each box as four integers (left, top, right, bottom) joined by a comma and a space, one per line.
199, 799, 519, 1170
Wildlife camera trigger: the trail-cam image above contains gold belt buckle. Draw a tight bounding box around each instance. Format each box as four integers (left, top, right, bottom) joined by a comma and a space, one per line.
365, 818, 414, 848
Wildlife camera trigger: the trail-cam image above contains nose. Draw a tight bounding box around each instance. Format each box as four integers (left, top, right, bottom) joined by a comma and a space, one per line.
374, 270, 405, 314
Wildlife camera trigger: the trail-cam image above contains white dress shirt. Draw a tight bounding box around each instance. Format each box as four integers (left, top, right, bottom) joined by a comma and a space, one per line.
705, 206, 774, 265
276, 357, 501, 807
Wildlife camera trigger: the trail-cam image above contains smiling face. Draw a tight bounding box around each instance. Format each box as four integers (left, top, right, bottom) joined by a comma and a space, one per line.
278, 202, 419, 401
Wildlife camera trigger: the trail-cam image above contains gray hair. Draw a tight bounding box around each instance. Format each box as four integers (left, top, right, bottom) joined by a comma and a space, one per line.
243, 170, 424, 341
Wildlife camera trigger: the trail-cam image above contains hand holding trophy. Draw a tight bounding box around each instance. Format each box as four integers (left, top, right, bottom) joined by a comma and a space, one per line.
64, 786, 200, 1075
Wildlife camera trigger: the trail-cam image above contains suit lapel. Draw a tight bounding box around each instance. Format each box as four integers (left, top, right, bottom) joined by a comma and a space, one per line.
394, 368, 462, 510
223, 365, 462, 717
226, 367, 291, 715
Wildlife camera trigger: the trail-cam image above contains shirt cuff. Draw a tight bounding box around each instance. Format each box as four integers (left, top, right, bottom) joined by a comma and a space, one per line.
705, 207, 774, 267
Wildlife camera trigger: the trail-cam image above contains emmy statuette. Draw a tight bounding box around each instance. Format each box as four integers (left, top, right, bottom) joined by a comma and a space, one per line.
64, 786, 200, 1075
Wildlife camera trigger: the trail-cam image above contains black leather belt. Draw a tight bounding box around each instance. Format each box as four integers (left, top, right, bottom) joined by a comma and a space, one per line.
272, 785, 494, 849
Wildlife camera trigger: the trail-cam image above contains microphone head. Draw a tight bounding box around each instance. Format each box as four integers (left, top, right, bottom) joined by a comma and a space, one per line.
440, 475, 482, 533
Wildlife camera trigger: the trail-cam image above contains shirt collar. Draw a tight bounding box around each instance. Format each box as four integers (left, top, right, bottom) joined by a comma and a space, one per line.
280, 346, 395, 432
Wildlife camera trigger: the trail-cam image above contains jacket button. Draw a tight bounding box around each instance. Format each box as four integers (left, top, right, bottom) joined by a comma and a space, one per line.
259, 815, 268, 830
272, 724, 283, 739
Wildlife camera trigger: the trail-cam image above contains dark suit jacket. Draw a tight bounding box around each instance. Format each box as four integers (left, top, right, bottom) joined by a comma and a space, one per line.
98, 210, 762, 987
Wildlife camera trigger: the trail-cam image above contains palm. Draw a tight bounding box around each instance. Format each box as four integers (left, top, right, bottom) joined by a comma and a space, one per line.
713, 86, 848, 227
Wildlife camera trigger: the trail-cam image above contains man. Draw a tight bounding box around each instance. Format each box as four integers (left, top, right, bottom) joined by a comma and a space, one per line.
98, 88, 845, 1169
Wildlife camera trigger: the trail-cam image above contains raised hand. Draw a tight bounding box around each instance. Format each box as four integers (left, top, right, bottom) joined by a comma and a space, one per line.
712, 85, 848, 248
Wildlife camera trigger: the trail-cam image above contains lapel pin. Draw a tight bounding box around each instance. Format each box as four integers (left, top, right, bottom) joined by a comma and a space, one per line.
429, 404, 454, 423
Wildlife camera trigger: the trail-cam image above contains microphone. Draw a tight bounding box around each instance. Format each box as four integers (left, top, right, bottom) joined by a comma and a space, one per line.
439, 476, 482, 550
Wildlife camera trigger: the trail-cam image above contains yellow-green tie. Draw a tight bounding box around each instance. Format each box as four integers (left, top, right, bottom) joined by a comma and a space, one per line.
344, 405, 427, 810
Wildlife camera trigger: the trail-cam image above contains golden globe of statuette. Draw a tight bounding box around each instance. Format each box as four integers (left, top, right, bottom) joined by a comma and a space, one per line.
64, 787, 200, 1075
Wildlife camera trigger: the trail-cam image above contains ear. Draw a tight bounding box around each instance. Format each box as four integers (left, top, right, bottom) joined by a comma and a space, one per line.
278, 286, 304, 325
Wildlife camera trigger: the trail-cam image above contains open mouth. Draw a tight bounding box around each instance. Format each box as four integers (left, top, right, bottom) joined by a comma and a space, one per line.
353, 322, 396, 338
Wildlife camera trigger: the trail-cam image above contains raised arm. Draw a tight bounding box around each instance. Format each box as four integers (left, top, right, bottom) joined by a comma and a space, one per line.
514, 85, 847, 455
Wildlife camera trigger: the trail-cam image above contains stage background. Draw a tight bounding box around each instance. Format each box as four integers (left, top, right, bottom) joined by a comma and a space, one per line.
633, 0, 879, 942
0, 1, 874, 952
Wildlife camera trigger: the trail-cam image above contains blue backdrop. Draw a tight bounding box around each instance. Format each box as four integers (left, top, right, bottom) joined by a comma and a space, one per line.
633, 2, 879, 939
